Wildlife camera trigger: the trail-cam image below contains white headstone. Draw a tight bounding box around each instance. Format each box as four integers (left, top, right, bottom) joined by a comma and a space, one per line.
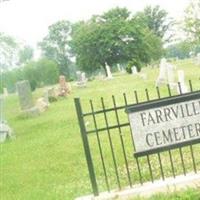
166, 63, 176, 89
197, 53, 200, 66
131, 66, 137, 75
76, 71, 87, 87
105, 63, 113, 79
156, 58, 168, 86
3, 88, 8, 97
76, 71, 82, 82
156, 58, 176, 88
177, 70, 188, 94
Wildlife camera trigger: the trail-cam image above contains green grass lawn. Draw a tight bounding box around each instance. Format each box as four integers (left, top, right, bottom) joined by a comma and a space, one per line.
1, 59, 200, 200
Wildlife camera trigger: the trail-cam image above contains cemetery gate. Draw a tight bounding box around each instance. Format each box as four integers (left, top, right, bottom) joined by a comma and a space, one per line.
74, 80, 200, 196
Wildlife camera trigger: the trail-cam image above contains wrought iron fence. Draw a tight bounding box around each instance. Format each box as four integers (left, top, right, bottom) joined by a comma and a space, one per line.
74, 80, 200, 196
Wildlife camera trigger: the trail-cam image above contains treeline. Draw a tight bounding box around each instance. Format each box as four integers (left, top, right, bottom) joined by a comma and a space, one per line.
1, 59, 59, 92
2, 3, 200, 93
166, 41, 200, 59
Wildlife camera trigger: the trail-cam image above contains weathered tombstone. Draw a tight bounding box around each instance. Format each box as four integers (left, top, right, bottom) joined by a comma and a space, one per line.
177, 70, 188, 94
81, 72, 86, 82
16, 80, 39, 116
0, 121, 14, 143
76, 71, 87, 87
105, 63, 113, 79
156, 58, 176, 88
197, 53, 200, 66
166, 62, 176, 89
156, 58, 168, 86
131, 66, 137, 75
47, 87, 57, 102
58, 75, 71, 96
3, 88, 8, 97
0, 96, 14, 143
76, 71, 82, 82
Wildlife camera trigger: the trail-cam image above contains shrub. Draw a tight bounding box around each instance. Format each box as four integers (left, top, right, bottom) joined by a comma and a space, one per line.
126, 58, 142, 73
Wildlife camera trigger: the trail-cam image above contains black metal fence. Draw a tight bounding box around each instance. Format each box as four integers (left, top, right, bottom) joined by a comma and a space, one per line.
74, 80, 200, 196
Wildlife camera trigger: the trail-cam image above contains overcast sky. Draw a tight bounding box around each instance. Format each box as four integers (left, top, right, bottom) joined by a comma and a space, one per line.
0, 0, 190, 48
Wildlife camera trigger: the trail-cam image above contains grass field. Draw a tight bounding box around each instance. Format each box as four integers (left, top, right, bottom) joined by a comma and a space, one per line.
0, 59, 200, 200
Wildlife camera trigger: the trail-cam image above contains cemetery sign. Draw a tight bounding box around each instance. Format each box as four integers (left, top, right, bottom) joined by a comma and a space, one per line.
126, 92, 200, 156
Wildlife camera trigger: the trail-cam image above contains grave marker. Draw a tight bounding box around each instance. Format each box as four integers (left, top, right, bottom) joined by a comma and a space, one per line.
131, 66, 137, 75
16, 80, 39, 116
177, 70, 188, 94
105, 63, 113, 79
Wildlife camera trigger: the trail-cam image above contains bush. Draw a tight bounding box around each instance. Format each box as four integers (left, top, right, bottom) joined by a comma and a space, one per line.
126, 58, 142, 73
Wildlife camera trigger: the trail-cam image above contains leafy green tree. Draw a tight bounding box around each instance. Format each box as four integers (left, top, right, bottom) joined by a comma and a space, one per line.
18, 45, 33, 65
135, 5, 174, 42
71, 7, 163, 75
39, 20, 72, 77
23, 58, 59, 90
36, 58, 59, 86
184, 0, 200, 42
2, 58, 59, 91
0, 32, 19, 71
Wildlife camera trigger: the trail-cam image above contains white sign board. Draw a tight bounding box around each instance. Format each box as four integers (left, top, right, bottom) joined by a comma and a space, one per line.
127, 93, 200, 153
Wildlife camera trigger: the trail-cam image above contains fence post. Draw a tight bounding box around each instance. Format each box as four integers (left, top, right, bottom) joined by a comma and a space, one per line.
74, 98, 99, 196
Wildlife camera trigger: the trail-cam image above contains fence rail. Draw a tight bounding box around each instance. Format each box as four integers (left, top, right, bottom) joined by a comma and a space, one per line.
75, 80, 200, 196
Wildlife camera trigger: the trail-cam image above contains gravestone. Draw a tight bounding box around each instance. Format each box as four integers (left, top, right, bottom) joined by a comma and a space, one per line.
3, 88, 8, 97
177, 70, 188, 94
58, 75, 71, 96
46, 87, 57, 102
0, 96, 14, 143
105, 63, 113, 79
131, 66, 137, 75
76, 71, 87, 87
16, 80, 39, 116
166, 62, 176, 89
0, 121, 13, 143
156, 58, 167, 86
156, 58, 176, 88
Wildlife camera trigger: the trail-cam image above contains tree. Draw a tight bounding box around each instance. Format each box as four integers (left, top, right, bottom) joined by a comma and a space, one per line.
23, 58, 59, 90
71, 7, 163, 75
165, 40, 194, 59
18, 45, 34, 65
38, 20, 72, 77
0, 32, 19, 71
135, 5, 174, 42
184, 0, 200, 42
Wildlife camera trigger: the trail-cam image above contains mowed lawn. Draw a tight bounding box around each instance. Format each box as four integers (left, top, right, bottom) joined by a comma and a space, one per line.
1, 59, 200, 200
